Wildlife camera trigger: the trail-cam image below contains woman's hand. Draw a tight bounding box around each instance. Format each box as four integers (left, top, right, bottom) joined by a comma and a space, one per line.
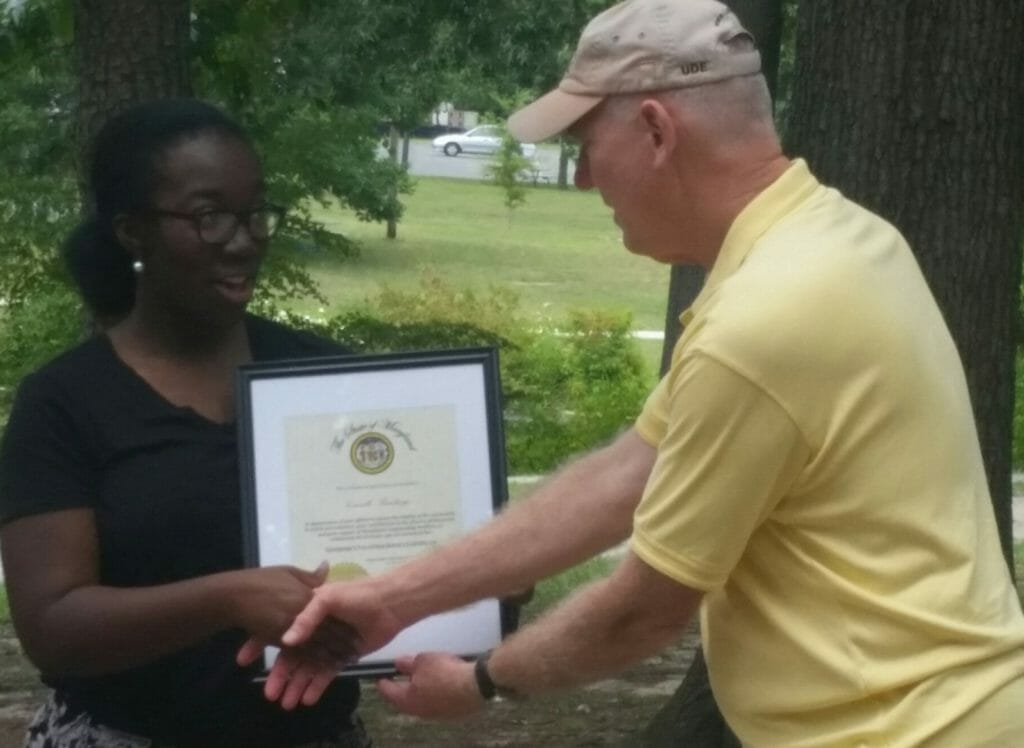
227, 563, 328, 643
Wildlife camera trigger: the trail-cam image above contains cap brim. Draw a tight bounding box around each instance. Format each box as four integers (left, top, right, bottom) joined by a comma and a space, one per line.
507, 89, 604, 143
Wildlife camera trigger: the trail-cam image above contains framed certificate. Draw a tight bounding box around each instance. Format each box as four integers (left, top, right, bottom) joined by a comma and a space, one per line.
237, 347, 513, 676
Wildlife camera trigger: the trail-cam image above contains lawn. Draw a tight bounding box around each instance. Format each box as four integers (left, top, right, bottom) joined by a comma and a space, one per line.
286, 177, 671, 333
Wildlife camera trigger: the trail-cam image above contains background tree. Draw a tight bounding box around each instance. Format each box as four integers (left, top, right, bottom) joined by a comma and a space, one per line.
72, 0, 190, 184
1, 0, 427, 327
784, 0, 1024, 568
452, 0, 610, 188
0, 0, 85, 415
192, 0, 411, 260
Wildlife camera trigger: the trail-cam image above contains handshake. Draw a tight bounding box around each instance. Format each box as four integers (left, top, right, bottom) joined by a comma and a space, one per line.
236, 564, 534, 720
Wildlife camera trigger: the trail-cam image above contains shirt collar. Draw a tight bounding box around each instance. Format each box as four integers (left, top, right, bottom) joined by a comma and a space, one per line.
680, 159, 820, 326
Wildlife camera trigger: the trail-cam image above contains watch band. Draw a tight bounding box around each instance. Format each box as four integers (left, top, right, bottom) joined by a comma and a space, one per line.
473, 652, 499, 700
474, 650, 523, 702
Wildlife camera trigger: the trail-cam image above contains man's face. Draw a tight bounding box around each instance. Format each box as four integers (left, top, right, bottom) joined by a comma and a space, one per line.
570, 101, 670, 261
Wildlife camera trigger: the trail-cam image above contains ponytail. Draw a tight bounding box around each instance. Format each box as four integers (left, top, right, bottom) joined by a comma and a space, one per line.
61, 216, 135, 320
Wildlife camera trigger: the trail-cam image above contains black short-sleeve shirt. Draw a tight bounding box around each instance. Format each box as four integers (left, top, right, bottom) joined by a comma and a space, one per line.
0, 315, 360, 745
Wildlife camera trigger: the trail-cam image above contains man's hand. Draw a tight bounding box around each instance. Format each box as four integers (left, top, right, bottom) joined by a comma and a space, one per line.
282, 577, 404, 653
377, 652, 484, 720
239, 577, 406, 707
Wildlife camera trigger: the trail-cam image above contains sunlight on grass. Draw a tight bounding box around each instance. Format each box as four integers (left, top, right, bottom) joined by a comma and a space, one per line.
287, 177, 671, 331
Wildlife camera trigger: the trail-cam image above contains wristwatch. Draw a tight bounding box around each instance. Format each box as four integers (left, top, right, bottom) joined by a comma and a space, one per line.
473, 650, 523, 702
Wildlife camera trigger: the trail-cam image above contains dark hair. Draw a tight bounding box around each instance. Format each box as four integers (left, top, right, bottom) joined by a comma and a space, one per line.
63, 98, 251, 319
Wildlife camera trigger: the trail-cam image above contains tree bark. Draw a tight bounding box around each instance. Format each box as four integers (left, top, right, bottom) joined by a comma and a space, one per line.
72, 0, 191, 191
784, 0, 1024, 569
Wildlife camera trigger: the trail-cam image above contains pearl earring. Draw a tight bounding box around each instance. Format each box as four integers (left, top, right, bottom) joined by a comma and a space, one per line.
132, 260, 144, 274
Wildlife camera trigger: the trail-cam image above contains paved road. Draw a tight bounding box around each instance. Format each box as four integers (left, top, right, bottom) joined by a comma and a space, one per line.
398, 139, 575, 183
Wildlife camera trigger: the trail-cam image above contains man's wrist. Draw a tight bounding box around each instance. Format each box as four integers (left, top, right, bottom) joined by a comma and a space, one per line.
473, 650, 524, 702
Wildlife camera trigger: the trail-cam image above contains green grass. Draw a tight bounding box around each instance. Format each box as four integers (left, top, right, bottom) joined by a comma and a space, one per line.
288, 177, 671, 332
508, 477, 620, 620
523, 555, 618, 622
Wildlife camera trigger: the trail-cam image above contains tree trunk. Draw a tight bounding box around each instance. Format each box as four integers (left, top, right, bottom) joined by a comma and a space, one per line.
784, 0, 1024, 570
401, 133, 411, 168
558, 138, 571, 189
645, 4, 783, 746
387, 124, 401, 239
658, 265, 706, 374
72, 0, 191, 191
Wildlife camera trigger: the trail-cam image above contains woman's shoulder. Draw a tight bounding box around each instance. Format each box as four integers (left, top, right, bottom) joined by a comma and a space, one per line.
246, 314, 353, 362
19, 335, 116, 396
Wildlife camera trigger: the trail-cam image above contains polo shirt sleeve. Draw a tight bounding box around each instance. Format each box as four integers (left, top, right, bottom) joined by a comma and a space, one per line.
631, 351, 809, 591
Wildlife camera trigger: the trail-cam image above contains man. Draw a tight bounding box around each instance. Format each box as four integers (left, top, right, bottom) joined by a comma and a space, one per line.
251, 0, 1024, 743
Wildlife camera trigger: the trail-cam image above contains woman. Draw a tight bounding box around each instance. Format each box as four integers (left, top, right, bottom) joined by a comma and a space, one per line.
0, 99, 369, 747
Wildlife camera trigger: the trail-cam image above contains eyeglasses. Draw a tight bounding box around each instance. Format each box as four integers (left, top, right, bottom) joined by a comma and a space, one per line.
146, 204, 286, 244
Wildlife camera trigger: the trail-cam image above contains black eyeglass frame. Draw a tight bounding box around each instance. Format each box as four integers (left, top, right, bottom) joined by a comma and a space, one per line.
144, 204, 287, 244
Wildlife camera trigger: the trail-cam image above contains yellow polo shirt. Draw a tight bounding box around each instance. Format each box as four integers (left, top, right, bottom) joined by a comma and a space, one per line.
631, 160, 1024, 746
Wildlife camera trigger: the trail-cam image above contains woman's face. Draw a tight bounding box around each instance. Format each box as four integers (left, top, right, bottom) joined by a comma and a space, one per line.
135, 131, 269, 324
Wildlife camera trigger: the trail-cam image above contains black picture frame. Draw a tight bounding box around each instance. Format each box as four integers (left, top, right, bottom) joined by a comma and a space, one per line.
237, 347, 513, 677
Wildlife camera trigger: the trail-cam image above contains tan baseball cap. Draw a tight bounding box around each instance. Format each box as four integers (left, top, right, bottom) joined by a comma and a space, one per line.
508, 0, 762, 143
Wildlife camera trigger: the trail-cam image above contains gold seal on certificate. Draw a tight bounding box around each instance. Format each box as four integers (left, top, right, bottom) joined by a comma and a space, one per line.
283, 406, 463, 577
237, 348, 513, 677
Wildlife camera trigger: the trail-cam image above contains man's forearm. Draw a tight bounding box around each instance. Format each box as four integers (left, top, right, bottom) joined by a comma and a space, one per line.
485, 552, 700, 696
380, 428, 656, 627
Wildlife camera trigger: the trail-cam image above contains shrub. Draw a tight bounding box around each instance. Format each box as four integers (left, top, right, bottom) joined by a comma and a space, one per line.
502, 309, 649, 473
298, 275, 651, 475
0, 285, 83, 419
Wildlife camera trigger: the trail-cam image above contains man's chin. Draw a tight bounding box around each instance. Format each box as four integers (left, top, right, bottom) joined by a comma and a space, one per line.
620, 231, 656, 259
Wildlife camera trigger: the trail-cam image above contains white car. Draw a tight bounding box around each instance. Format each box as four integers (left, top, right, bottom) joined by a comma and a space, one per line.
432, 125, 537, 157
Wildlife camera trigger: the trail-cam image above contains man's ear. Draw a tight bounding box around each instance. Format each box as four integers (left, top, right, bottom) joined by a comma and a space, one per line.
113, 213, 145, 262
638, 99, 677, 167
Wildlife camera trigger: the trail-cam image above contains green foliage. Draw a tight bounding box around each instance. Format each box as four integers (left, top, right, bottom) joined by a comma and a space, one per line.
1014, 350, 1024, 469
0, 286, 83, 417
2, 0, 445, 314
285, 274, 650, 475
192, 0, 417, 243
0, 0, 78, 310
358, 270, 527, 341
450, 0, 613, 117
503, 309, 649, 473
487, 133, 532, 217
